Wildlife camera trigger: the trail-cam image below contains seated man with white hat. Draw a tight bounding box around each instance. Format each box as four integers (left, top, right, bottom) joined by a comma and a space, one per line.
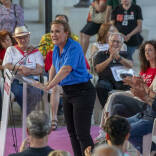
2, 26, 44, 112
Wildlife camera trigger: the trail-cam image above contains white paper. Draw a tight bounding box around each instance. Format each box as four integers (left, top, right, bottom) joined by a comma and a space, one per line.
111, 66, 134, 81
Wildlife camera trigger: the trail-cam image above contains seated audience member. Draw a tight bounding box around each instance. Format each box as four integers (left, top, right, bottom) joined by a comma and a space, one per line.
0, 30, 14, 120
48, 150, 71, 156
9, 110, 54, 156
103, 115, 130, 156
0, 30, 14, 70
91, 144, 121, 156
2, 26, 44, 112
94, 32, 133, 107
89, 23, 111, 58
98, 40, 156, 136
111, 0, 143, 60
40, 14, 79, 130
125, 76, 156, 155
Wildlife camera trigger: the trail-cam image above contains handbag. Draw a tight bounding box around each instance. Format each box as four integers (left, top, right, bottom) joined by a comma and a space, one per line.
89, 5, 105, 24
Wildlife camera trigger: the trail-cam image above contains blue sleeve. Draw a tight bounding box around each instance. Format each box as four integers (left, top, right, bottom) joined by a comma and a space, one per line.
63, 44, 83, 70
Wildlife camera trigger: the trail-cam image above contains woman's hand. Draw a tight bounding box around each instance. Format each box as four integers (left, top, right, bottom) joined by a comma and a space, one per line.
123, 76, 133, 86
130, 85, 147, 101
123, 76, 143, 88
43, 81, 54, 91
84, 146, 92, 156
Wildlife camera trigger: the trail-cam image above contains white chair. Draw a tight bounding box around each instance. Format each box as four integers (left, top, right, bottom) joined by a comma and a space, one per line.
142, 118, 156, 156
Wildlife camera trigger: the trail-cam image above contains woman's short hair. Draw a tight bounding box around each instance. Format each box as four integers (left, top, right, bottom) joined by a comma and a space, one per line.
51, 20, 71, 38
0, 30, 14, 50
97, 23, 111, 44
26, 111, 51, 138
139, 40, 156, 72
48, 150, 71, 156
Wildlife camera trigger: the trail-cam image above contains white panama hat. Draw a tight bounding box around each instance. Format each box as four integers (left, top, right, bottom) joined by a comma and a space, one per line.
13, 26, 30, 37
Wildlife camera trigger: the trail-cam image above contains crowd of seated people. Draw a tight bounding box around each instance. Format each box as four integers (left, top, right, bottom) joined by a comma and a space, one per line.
1, 1, 156, 156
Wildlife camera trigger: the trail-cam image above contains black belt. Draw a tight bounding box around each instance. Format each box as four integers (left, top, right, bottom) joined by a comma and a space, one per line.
62, 80, 93, 93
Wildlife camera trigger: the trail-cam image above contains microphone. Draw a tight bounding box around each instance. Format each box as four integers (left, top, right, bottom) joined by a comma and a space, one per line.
12, 43, 47, 76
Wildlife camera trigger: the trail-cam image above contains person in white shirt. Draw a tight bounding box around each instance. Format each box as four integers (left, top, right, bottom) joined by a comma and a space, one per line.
3, 26, 44, 112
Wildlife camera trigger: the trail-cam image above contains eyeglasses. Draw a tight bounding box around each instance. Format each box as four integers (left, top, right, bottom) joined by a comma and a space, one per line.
110, 40, 121, 44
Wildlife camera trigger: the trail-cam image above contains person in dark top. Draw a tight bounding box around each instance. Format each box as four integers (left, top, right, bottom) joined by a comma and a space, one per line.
105, 0, 136, 24
8, 111, 54, 156
94, 32, 133, 107
126, 76, 156, 154
111, 0, 143, 60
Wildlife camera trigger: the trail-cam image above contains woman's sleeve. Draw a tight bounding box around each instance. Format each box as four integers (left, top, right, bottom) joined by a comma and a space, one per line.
15, 4, 24, 26
63, 45, 81, 70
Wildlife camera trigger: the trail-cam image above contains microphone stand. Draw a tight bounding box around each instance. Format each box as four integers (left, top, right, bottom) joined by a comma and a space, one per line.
12, 43, 46, 76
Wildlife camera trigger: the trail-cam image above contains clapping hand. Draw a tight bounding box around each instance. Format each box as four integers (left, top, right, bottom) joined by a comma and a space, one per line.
84, 146, 92, 156
109, 47, 120, 60
123, 76, 144, 88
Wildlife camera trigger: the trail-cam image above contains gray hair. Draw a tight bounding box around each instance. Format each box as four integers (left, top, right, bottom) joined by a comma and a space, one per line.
48, 150, 71, 156
92, 144, 122, 156
26, 111, 51, 138
108, 32, 124, 44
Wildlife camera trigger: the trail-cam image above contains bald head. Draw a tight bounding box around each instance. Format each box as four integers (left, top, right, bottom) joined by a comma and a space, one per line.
93, 144, 121, 156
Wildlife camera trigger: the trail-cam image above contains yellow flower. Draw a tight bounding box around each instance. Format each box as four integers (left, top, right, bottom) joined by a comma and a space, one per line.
39, 33, 79, 56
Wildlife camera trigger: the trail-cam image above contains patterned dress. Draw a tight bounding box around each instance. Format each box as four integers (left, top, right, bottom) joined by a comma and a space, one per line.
0, 3, 24, 33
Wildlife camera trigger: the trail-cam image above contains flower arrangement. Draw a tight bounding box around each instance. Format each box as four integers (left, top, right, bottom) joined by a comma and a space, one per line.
39, 33, 79, 56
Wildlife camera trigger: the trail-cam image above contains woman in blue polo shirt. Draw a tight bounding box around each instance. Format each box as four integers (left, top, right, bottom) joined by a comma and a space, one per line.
45, 20, 96, 156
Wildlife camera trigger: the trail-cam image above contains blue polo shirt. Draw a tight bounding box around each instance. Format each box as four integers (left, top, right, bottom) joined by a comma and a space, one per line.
52, 38, 92, 86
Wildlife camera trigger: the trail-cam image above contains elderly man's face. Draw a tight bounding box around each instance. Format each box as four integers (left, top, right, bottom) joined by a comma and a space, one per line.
109, 34, 122, 50
15, 34, 30, 50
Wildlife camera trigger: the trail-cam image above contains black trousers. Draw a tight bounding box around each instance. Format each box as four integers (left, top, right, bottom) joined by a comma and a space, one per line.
96, 79, 129, 108
62, 81, 96, 156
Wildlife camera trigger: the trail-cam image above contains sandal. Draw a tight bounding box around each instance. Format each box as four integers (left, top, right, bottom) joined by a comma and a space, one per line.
51, 120, 58, 131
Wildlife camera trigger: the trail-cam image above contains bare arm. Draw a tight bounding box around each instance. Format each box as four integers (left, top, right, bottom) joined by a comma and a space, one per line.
46, 65, 72, 90
105, 5, 112, 24
118, 56, 133, 68
90, 44, 99, 58
21, 64, 43, 76
48, 64, 56, 82
125, 20, 142, 41
111, 47, 133, 68
94, 0, 107, 12
95, 57, 113, 73
4, 63, 22, 73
